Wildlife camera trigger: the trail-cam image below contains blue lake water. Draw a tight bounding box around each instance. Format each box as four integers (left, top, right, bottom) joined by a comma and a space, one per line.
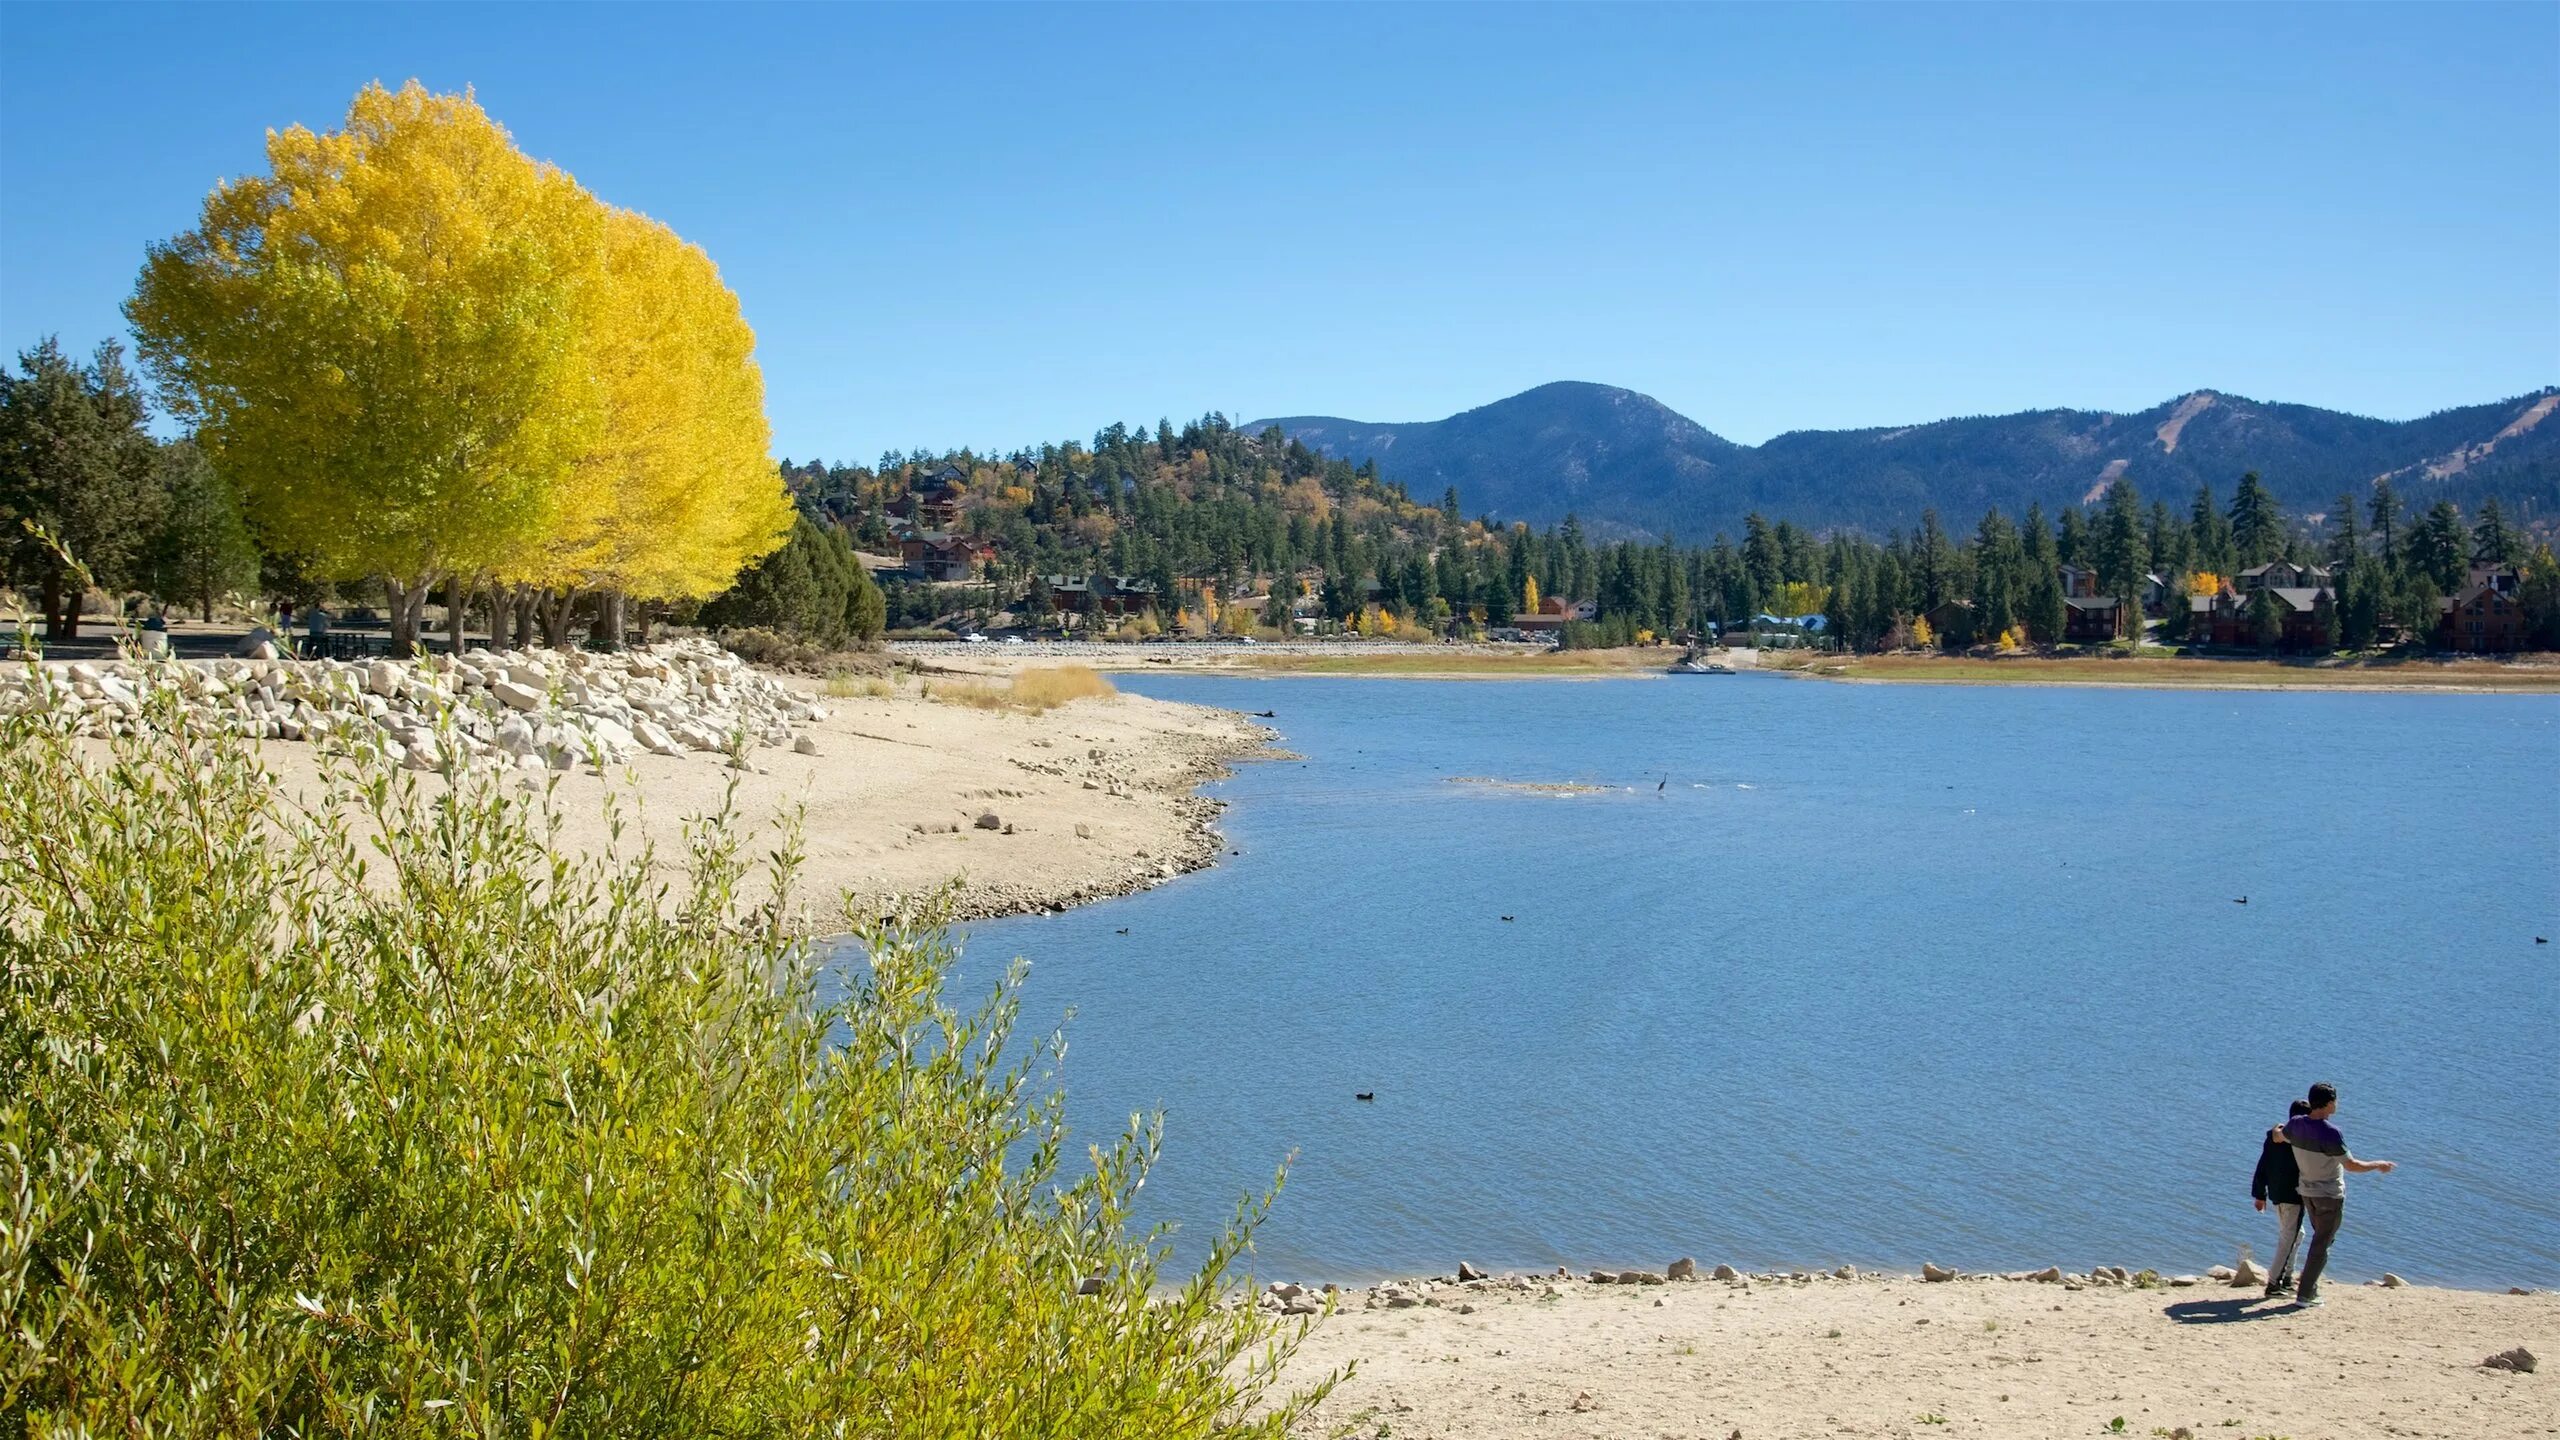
935, 674, 2560, 1289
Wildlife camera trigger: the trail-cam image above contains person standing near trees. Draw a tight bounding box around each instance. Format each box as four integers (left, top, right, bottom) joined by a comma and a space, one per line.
2251, 1098, 2312, 1297
2284, 1082, 2396, 1308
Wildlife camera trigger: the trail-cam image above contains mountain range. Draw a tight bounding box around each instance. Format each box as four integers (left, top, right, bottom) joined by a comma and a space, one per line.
1252, 381, 2560, 540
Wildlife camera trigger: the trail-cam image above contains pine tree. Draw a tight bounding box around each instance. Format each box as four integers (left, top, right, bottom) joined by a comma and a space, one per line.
2228, 472, 2286, 567
2367, 480, 2403, 574
2189, 483, 2234, 575
2097, 478, 2148, 617
151, 440, 260, 622
2326, 492, 2363, 569
2409, 501, 2469, 592
2471, 496, 2522, 569
0, 338, 164, 640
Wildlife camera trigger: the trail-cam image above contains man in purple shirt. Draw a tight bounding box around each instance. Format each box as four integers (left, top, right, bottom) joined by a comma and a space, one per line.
2282, 1082, 2397, 1308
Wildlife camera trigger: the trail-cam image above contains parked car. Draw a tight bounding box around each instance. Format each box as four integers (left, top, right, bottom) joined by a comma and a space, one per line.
1003, 635, 1026, 645
963, 633, 988, 644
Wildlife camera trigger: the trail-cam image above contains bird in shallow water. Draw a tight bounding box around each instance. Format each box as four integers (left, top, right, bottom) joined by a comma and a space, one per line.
2233, 897, 2249, 905
1499, 915, 1515, 923
1115, 928, 1128, 935
1354, 1092, 1375, 1102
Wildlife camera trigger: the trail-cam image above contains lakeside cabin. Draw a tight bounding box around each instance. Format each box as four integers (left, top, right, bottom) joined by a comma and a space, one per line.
2062, 593, 2130, 642
897, 531, 998, 582
1039, 574, 1163, 621
2439, 565, 2527, 652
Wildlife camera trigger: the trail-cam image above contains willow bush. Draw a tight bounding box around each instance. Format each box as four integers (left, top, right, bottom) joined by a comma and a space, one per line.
0, 654, 1332, 1435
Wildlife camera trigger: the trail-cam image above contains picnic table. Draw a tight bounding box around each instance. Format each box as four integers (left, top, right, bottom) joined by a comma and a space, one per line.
304, 630, 388, 661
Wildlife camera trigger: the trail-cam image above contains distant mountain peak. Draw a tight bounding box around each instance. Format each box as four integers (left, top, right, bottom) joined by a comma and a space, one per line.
1249, 381, 2558, 539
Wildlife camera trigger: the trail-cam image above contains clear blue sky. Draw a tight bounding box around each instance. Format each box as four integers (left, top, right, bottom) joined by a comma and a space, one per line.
4, 2, 2553, 463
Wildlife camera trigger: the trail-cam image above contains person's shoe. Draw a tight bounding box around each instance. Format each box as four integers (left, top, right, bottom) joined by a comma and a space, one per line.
2268, 1276, 2294, 1295
2295, 1294, 2324, 1309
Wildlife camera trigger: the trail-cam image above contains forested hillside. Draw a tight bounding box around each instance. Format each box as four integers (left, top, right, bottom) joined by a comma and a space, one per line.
783, 412, 2560, 654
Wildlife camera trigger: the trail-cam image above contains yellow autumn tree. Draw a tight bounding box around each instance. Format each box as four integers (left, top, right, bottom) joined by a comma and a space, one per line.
511, 205, 790, 643
128, 81, 606, 654
1522, 573, 1541, 615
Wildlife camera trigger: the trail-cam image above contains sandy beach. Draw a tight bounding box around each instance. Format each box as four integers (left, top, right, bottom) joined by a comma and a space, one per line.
1274, 1270, 2555, 1439
231, 673, 1270, 924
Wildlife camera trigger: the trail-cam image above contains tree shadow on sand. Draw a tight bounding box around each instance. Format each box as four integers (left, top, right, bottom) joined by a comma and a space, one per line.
2164, 1296, 2303, 1325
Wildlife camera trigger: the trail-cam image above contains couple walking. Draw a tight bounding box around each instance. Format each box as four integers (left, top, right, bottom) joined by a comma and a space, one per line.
2248, 1081, 2396, 1307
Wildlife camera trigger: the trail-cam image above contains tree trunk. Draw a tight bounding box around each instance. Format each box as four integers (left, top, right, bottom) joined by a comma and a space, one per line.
539, 588, 576, 650
40, 570, 67, 644
385, 577, 413, 656
446, 575, 468, 655
597, 590, 626, 651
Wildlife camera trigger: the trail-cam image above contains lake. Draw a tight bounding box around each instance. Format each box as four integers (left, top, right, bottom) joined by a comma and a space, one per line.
930, 674, 2560, 1289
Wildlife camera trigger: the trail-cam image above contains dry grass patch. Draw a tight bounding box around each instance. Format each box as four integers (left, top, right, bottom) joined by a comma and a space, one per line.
1012, 664, 1117, 708
925, 665, 1118, 713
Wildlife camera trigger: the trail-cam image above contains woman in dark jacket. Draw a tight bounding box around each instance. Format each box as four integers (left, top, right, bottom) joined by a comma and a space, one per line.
2251, 1098, 2313, 1296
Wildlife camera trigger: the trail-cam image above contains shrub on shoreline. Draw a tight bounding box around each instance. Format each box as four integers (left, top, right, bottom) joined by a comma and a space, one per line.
0, 660, 1328, 1433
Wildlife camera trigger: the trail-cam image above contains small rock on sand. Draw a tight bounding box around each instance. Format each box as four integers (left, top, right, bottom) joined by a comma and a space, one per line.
1457, 1261, 1487, 1282
2032, 1266, 2064, 1283
2232, 1257, 2263, 1286
1666, 1257, 1697, 1281
2482, 1346, 2537, 1373
2380, 1272, 2407, 1288
974, 811, 1003, 830
1922, 1263, 1956, 1282
1712, 1263, 1740, 1281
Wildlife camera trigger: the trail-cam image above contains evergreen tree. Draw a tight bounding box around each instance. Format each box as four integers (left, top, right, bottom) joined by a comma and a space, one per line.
2146, 499, 2190, 582
2056, 507, 2090, 570
2519, 545, 2560, 650
0, 337, 164, 639
2472, 496, 2522, 569
2325, 491, 2363, 570
2228, 472, 2286, 566
151, 440, 260, 622
2189, 483, 2234, 576
1907, 509, 1954, 612
1742, 514, 1783, 609
2367, 480, 2403, 574
2339, 553, 2387, 650
2097, 478, 2148, 617
1970, 508, 2019, 641
2408, 500, 2469, 592
2246, 586, 2284, 649
2392, 571, 2444, 647
1822, 567, 1854, 651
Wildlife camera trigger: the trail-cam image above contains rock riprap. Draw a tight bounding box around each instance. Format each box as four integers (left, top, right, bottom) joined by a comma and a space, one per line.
7, 640, 825, 773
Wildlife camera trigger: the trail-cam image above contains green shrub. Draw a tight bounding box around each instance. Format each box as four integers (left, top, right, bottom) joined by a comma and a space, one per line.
0, 660, 1331, 1434
699, 514, 887, 647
